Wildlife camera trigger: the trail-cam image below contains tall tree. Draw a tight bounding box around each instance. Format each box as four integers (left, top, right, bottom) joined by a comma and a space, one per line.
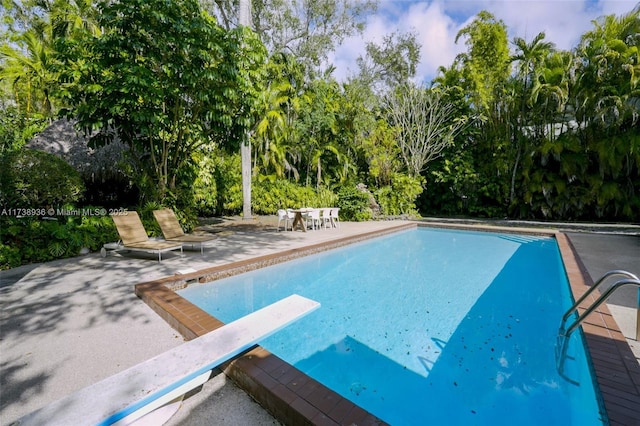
455, 11, 510, 111
0, 28, 57, 117
384, 84, 468, 178
508, 32, 556, 204
355, 30, 421, 92
294, 78, 337, 187
511, 32, 555, 96
454, 11, 512, 213
0, 0, 99, 118
253, 53, 306, 181
205, 0, 376, 75
59, 0, 267, 203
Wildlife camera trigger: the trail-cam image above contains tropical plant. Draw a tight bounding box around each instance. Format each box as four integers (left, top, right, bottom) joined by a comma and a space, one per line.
58, 0, 268, 205
0, 149, 84, 209
374, 173, 423, 216
336, 185, 373, 221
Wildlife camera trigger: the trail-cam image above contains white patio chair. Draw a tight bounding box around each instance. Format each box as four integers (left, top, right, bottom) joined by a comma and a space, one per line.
306, 208, 322, 230
320, 208, 332, 229
330, 207, 340, 228
277, 209, 293, 231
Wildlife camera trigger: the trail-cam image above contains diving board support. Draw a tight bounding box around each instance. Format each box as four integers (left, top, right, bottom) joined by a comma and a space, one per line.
16, 294, 320, 426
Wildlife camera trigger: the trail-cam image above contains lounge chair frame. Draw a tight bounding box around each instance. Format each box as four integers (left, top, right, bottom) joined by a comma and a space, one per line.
153, 208, 215, 254
109, 212, 183, 262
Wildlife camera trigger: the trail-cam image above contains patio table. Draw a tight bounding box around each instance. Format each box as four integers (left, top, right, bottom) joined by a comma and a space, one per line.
290, 208, 313, 232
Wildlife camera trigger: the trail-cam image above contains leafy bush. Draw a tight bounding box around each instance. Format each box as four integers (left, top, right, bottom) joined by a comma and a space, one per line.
374, 173, 423, 216
0, 212, 118, 269
193, 152, 221, 216
193, 152, 243, 216
337, 185, 372, 221
0, 108, 48, 154
0, 149, 85, 209
252, 180, 336, 214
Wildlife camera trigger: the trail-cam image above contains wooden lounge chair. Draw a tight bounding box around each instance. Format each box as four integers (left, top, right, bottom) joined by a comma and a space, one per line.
153, 208, 215, 254
110, 211, 183, 262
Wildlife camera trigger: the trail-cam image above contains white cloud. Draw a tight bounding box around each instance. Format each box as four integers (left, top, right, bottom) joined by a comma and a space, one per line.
329, 0, 638, 84
404, 1, 470, 83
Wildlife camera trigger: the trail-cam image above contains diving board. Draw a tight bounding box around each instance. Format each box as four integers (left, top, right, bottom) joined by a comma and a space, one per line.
17, 294, 320, 426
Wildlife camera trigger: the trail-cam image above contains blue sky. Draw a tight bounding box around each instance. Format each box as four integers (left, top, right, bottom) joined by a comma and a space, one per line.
328, 0, 638, 83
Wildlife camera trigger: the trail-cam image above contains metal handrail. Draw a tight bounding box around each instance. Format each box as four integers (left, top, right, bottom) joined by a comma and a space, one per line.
560, 269, 639, 326
561, 278, 640, 338
556, 270, 640, 375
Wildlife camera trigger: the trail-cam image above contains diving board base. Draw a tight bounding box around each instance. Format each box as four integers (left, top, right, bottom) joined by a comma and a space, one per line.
111, 370, 211, 426
16, 294, 320, 426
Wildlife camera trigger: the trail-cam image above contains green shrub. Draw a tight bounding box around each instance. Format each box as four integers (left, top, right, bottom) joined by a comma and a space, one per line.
138, 201, 165, 237
252, 180, 319, 214
374, 173, 423, 216
0, 108, 47, 154
0, 149, 85, 209
337, 185, 372, 221
315, 187, 339, 210
0, 212, 118, 270
193, 153, 220, 216
0, 243, 21, 270
251, 180, 339, 215
193, 152, 242, 216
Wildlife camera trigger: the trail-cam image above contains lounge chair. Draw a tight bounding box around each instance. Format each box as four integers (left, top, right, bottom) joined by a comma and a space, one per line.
110, 211, 183, 262
153, 208, 215, 254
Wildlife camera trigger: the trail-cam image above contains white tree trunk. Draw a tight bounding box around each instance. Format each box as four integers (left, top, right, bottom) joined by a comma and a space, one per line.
240, 0, 252, 219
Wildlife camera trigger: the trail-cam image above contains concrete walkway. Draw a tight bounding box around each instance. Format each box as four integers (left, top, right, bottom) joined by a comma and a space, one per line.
1, 217, 638, 425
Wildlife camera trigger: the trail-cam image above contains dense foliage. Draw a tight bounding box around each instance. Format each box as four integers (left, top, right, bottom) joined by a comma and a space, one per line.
0, 149, 85, 208
56, 0, 267, 204
0, 213, 118, 269
1, 1, 638, 268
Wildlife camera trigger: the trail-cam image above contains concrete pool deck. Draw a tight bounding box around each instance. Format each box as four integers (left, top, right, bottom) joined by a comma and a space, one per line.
1, 217, 638, 425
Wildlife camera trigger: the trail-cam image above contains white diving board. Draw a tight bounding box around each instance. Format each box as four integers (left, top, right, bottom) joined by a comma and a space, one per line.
16, 294, 320, 426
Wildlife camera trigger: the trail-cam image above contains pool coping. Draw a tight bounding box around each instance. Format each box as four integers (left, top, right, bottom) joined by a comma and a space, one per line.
134, 222, 640, 426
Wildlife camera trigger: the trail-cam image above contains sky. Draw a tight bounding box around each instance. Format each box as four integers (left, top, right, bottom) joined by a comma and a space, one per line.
328, 0, 638, 84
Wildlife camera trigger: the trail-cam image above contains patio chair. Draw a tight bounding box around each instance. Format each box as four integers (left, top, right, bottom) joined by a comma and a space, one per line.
320, 208, 332, 229
306, 208, 322, 230
153, 208, 216, 254
277, 209, 294, 231
110, 211, 183, 262
330, 207, 340, 228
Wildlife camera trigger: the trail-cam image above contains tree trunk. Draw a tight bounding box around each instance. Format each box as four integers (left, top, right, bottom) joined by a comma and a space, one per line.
241, 141, 252, 219
240, 0, 252, 219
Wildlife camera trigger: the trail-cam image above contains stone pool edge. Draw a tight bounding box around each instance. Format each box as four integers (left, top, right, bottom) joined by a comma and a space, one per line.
555, 232, 640, 426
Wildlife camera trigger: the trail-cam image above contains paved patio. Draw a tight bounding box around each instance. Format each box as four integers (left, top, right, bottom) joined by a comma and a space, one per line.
0, 217, 638, 425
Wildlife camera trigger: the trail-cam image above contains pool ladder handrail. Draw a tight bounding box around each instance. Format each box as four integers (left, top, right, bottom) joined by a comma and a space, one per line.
556, 270, 640, 374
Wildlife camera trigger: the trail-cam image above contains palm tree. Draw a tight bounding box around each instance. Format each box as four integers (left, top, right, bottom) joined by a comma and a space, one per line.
508, 32, 556, 204
252, 52, 308, 181
511, 32, 555, 97
0, 0, 99, 118
1, 29, 56, 117
575, 5, 640, 128
530, 51, 572, 139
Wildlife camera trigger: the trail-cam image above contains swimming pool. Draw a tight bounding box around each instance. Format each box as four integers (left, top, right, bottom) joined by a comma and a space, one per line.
178, 227, 607, 425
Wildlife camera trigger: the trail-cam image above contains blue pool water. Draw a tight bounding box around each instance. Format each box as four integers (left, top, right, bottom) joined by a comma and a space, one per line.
178, 228, 606, 425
